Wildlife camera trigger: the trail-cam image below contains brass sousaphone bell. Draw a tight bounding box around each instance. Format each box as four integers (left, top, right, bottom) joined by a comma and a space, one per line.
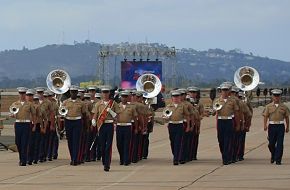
136, 73, 162, 99
46, 69, 71, 95
234, 66, 259, 91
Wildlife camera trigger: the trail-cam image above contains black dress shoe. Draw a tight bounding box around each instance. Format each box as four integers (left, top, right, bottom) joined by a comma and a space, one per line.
33, 161, 38, 164
119, 162, 124, 165
238, 157, 244, 161
142, 157, 147, 159
223, 161, 229, 165
104, 166, 110, 172
124, 163, 130, 166
28, 161, 32, 165
48, 158, 53, 161
276, 161, 281, 165
20, 163, 26, 166
271, 159, 275, 164
53, 156, 58, 160
173, 161, 179, 165
179, 161, 186, 164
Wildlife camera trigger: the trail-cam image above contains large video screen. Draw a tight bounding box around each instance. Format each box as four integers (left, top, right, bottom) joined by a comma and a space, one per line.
121, 61, 162, 89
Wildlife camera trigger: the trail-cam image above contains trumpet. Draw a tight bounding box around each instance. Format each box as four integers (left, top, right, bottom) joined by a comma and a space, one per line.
9, 106, 19, 114
58, 106, 68, 116
162, 108, 173, 118
213, 100, 223, 111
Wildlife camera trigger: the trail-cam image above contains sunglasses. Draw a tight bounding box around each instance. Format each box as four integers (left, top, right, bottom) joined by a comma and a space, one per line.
273, 94, 281, 97
102, 91, 110, 93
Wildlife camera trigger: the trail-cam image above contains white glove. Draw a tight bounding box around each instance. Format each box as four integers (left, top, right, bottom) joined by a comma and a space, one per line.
107, 108, 117, 118
92, 119, 96, 127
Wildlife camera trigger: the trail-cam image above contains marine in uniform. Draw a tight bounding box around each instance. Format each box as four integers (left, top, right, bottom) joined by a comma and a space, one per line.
88, 86, 100, 161
237, 92, 252, 161
263, 89, 289, 165
92, 86, 120, 171
116, 91, 138, 166
30, 94, 47, 164
131, 91, 147, 163
25, 89, 37, 165
212, 83, 240, 165
164, 90, 190, 165
229, 86, 242, 163
178, 88, 195, 164
47, 91, 59, 161
142, 96, 155, 159
62, 85, 88, 165
35, 87, 54, 162
81, 93, 93, 163
10, 87, 36, 166
187, 86, 204, 161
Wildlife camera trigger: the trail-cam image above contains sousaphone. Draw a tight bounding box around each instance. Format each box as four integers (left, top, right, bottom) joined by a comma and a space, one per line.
136, 73, 162, 99
46, 69, 71, 95
234, 66, 259, 91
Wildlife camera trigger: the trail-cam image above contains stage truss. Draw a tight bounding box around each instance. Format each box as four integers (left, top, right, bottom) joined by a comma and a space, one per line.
96, 43, 177, 88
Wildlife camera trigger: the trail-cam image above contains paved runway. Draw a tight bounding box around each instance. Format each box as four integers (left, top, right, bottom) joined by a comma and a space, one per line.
1, 105, 290, 190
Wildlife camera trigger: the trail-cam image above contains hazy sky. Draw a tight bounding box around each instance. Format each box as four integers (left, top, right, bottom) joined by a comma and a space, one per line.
0, 0, 289, 61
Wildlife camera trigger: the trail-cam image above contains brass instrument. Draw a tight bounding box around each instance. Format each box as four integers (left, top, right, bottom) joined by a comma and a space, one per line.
234, 66, 259, 91
162, 108, 173, 118
9, 106, 19, 114
213, 100, 223, 111
58, 106, 68, 116
136, 73, 162, 98
46, 69, 71, 95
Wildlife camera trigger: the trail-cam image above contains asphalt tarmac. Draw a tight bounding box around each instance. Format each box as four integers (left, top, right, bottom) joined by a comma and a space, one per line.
0, 104, 290, 190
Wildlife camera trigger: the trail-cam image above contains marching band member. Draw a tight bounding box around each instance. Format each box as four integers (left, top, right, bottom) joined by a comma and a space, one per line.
10, 87, 36, 166
116, 91, 138, 166
164, 90, 190, 165
92, 86, 120, 171
237, 92, 252, 161
263, 89, 289, 165
187, 86, 203, 161
62, 85, 88, 166
212, 83, 240, 165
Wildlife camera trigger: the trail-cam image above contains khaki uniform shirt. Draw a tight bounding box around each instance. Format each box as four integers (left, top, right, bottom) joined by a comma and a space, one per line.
182, 101, 195, 122
214, 97, 239, 117
63, 98, 87, 118
165, 102, 190, 122
93, 100, 120, 120
39, 99, 53, 121
51, 100, 58, 116
117, 103, 138, 123
11, 100, 36, 121
34, 103, 47, 124
263, 102, 290, 122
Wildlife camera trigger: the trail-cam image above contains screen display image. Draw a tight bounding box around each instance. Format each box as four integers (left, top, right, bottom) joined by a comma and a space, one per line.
121, 61, 162, 89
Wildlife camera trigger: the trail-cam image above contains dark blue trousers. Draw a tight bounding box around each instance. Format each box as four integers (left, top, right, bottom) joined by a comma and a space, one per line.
99, 123, 114, 167
48, 130, 58, 159
65, 119, 82, 163
238, 131, 246, 159
142, 133, 150, 159
116, 126, 131, 165
168, 123, 183, 162
28, 124, 41, 163
217, 119, 233, 164
15, 122, 31, 165
268, 124, 285, 162
180, 131, 190, 162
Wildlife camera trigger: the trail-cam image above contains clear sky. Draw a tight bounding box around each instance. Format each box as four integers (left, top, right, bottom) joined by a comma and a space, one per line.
0, 0, 289, 61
